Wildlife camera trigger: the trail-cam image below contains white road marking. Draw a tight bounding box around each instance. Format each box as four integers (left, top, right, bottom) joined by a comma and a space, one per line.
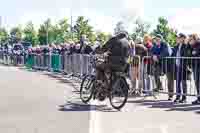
89, 100, 102, 133
160, 125, 169, 133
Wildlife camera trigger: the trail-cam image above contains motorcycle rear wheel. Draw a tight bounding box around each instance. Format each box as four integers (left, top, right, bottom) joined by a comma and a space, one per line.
109, 77, 129, 110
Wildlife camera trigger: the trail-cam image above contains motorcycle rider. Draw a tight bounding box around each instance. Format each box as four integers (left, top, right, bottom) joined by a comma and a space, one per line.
95, 31, 130, 89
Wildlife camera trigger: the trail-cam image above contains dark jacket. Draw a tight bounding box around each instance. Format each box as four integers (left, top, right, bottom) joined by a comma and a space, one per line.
52, 48, 61, 54
81, 45, 93, 54
150, 42, 170, 75
60, 47, 67, 55
101, 34, 130, 66
42, 47, 50, 54
73, 47, 81, 54
151, 42, 170, 59
188, 41, 200, 72
171, 43, 191, 80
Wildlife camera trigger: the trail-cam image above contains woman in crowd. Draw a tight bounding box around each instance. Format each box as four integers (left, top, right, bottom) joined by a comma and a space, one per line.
142, 35, 154, 93
188, 34, 200, 104
128, 40, 137, 90
129, 38, 147, 92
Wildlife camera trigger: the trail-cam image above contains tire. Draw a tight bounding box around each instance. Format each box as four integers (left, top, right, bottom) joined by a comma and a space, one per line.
109, 77, 129, 110
80, 75, 95, 103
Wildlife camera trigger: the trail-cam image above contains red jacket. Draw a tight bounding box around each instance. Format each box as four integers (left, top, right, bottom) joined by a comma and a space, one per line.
144, 42, 153, 64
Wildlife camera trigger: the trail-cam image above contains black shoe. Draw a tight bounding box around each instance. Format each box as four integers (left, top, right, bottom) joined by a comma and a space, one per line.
168, 96, 173, 101
173, 97, 180, 103
153, 88, 159, 92
160, 87, 164, 91
179, 98, 187, 103
192, 99, 200, 105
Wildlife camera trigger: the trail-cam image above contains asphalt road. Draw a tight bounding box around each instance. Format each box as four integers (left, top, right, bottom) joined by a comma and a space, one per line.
0, 65, 200, 133
0, 65, 90, 133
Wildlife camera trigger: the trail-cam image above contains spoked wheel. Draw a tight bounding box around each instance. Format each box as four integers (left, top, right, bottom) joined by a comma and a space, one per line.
109, 77, 129, 110
80, 75, 95, 103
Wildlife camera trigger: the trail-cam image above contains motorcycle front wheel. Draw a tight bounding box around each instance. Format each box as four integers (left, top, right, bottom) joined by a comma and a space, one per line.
80, 75, 95, 103
109, 77, 129, 110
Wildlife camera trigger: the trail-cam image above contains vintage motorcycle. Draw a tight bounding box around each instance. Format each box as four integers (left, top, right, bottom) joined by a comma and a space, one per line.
80, 54, 129, 110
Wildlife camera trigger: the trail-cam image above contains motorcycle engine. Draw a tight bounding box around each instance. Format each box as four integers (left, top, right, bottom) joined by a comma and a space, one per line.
95, 79, 108, 101
97, 92, 106, 101
97, 85, 107, 101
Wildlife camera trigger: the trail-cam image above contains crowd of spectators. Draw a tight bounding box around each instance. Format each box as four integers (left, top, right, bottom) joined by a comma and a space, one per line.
28, 41, 99, 56
129, 33, 200, 104
1, 33, 200, 105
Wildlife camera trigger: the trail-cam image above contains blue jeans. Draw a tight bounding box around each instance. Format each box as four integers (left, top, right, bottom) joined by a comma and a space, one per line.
176, 66, 187, 98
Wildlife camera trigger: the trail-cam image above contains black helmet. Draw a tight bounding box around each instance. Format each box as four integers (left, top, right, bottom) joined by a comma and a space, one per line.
116, 31, 129, 39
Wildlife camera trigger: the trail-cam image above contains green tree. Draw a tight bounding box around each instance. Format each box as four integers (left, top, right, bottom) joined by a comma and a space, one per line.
167, 28, 178, 46
38, 18, 54, 45
38, 24, 47, 45
73, 16, 94, 42
58, 18, 71, 42
96, 31, 110, 44
153, 17, 177, 46
131, 18, 150, 40
88, 33, 96, 44
23, 21, 38, 46
0, 28, 8, 44
52, 18, 71, 43
10, 26, 22, 43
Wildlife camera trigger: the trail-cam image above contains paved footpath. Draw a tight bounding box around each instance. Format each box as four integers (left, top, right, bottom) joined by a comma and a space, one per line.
0, 65, 200, 133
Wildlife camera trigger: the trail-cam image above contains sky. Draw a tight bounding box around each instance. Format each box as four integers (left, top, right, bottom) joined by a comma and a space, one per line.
1, 0, 200, 34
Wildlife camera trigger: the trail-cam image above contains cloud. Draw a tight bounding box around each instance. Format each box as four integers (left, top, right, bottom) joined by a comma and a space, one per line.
2, 0, 144, 33
169, 8, 200, 34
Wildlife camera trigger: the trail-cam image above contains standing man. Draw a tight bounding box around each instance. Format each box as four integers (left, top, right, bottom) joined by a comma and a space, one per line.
173, 33, 190, 103
151, 34, 170, 92
166, 44, 175, 101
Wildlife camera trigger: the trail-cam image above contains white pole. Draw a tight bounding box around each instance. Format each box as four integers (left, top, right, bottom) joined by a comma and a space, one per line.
0, 16, 2, 28
46, 23, 48, 45
70, 9, 73, 40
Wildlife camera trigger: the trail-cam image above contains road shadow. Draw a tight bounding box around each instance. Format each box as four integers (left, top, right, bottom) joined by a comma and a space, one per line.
58, 101, 117, 112
127, 99, 200, 114
0, 63, 14, 67
16, 66, 82, 88
41, 71, 82, 92
18, 67, 39, 72
195, 110, 200, 114
18, 67, 82, 92
58, 78, 81, 92
42, 73, 80, 90
43, 72, 64, 79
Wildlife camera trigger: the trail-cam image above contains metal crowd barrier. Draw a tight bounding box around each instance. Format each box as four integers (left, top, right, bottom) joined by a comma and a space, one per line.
141, 56, 200, 97
25, 53, 93, 78
2, 50, 200, 99
0, 51, 12, 65
3, 54, 12, 65
0, 51, 4, 63
63, 54, 92, 77
13, 54, 24, 66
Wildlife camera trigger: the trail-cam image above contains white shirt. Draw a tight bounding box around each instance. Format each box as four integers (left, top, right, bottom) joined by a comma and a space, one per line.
176, 44, 182, 66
